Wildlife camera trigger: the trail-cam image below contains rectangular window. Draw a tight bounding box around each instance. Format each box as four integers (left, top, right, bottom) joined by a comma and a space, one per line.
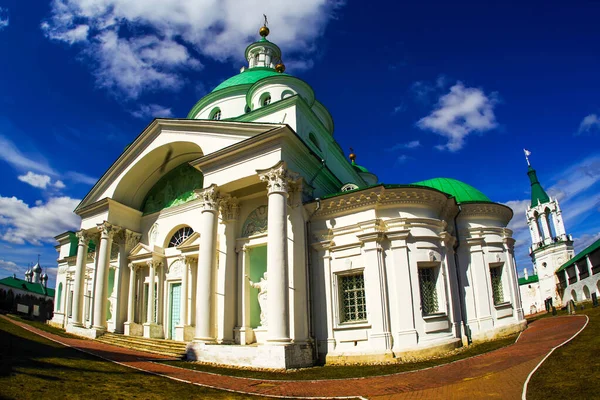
490, 266, 505, 305
339, 274, 367, 323
418, 267, 439, 315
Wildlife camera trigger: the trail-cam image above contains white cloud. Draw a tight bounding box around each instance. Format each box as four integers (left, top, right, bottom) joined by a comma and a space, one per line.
417, 82, 498, 152
0, 195, 81, 246
392, 103, 406, 114
0, 7, 8, 30
64, 171, 97, 185
577, 113, 600, 134
573, 232, 600, 253
0, 135, 57, 175
131, 104, 174, 119
42, 0, 342, 99
0, 259, 20, 274
17, 171, 67, 190
386, 140, 421, 152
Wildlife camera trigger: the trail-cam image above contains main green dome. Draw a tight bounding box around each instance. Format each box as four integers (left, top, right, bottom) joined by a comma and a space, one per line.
212, 67, 289, 93
412, 177, 491, 203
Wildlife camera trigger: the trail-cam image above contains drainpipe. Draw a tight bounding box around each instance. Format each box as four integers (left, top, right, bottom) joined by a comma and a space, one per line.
306, 197, 321, 362
453, 205, 472, 345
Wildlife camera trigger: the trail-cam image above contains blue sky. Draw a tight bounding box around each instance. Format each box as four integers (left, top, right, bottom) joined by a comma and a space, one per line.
0, 0, 599, 287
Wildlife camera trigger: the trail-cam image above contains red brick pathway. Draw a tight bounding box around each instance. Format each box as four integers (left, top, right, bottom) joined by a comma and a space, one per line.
3, 316, 587, 399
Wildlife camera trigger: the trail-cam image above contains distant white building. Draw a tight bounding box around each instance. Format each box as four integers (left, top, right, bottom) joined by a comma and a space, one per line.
50, 23, 525, 369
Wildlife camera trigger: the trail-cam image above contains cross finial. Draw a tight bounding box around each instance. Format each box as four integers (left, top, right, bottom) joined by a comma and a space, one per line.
37, 254, 41, 263
263, 14, 268, 27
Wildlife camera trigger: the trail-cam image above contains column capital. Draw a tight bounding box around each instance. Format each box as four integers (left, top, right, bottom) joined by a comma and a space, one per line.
219, 195, 240, 222
196, 184, 220, 212
147, 259, 163, 269
115, 229, 142, 251
257, 161, 299, 195
97, 221, 118, 239
439, 231, 457, 249
76, 229, 91, 245
128, 262, 138, 272
178, 254, 197, 267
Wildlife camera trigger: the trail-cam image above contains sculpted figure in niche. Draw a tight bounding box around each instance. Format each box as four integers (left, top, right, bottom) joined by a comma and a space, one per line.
247, 272, 268, 327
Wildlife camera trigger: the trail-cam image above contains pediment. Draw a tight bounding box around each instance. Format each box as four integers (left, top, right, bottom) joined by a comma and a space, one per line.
177, 231, 200, 253
75, 119, 281, 215
129, 242, 165, 261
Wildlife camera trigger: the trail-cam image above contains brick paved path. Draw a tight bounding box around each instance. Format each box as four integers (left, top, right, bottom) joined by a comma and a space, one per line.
4, 316, 587, 399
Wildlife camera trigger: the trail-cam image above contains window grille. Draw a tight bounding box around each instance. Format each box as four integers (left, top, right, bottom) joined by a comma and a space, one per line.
340, 274, 367, 323
490, 266, 504, 305
168, 227, 194, 247
262, 95, 271, 106
418, 267, 439, 315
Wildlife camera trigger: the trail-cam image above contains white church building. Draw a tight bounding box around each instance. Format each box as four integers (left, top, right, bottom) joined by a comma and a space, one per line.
50, 24, 526, 369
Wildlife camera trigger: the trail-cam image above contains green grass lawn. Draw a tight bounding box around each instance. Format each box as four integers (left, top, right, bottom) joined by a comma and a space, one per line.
0, 317, 261, 399
527, 304, 600, 400
164, 334, 518, 380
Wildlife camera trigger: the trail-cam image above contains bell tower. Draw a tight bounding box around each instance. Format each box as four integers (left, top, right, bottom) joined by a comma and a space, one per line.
524, 150, 574, 307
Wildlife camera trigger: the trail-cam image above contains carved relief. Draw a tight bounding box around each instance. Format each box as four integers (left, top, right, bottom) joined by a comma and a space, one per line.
257, 161, 299, 195
219, 196, 240, 222
242, 205, 268, 237
196, 184, 220, 212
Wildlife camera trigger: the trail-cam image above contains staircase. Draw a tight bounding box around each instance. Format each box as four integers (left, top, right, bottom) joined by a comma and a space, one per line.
96, 332, 188, 359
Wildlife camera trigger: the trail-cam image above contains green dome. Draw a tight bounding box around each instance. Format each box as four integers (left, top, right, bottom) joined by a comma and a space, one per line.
412, 177, 491, 203
212, 67, 289, 93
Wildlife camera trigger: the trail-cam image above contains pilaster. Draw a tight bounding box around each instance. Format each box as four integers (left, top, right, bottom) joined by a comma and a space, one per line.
219, 196, 239, 344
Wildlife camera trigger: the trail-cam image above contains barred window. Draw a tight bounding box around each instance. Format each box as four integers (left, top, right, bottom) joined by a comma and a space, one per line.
168, 226, 194, 247
340, 274, 367, 323
418, 267, 439, 315
490, 266, 504, 305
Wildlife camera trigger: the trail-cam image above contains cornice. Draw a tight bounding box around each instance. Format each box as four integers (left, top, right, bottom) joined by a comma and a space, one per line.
314, 186, 449, 218
460, 203, 513, 224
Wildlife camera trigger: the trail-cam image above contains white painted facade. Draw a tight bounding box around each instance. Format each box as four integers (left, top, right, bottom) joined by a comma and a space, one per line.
51, 28, 525, 368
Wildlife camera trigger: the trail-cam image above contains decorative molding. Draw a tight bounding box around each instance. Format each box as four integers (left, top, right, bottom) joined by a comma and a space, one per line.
76, 230, 91, 246
97, 221, 118, 239
257, 161, 299, 195
219, 195, 240, 222
195, 184, 220, 212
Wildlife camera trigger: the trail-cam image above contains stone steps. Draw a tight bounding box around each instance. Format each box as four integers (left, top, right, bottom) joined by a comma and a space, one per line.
96, 332, 188, 359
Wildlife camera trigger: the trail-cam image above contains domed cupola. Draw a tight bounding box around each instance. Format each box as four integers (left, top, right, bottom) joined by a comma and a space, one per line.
32, 261, 42, 283
244, 19, 283, 71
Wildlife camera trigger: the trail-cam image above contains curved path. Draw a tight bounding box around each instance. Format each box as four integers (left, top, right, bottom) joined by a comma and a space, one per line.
4, 316, 587, 399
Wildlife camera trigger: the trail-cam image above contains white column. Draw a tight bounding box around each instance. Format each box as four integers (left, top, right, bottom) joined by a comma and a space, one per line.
71, 230, 90, 327
258, 161, 295, 344
220, 196, 239, 344
146, 260, 156, 324
235, 244, 251, 344
194, 184, 220, 343
312, 239, 336, 354
179, 256, 189, 328
115, 230, 141, 333
92, 222, 117, 331
126, 263, 137, 324
441, 232, 461, 336
358, 230, 392, 352
387, 230, 418, 349
503, 237, 524, 317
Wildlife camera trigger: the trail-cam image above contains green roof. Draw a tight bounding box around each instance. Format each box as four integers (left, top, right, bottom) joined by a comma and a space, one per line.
556, 237, 600, 273
211, 67, 289, 93
0, 276, 55, 297
528, 166, 550, 207
518, 274, 539, 285
412, 177, 492, 204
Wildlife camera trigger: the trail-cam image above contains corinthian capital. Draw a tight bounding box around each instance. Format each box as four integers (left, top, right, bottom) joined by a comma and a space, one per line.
76, 229, 91, 245
219, 195, 240, 222
97, 222, 118, 239
257, 161, 299, 195
195, 184, 220, 212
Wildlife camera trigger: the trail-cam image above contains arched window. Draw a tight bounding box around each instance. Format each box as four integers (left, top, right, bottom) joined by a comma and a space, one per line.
57, 283, 63, 311
309, 132, 321, 151
210, 108, 221, 120
245, 105, 251, 113
168, 226, 194, 247
260, 93, 271, 107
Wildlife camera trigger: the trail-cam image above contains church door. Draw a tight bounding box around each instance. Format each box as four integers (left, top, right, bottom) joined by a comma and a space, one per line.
169, 283, 181, 339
